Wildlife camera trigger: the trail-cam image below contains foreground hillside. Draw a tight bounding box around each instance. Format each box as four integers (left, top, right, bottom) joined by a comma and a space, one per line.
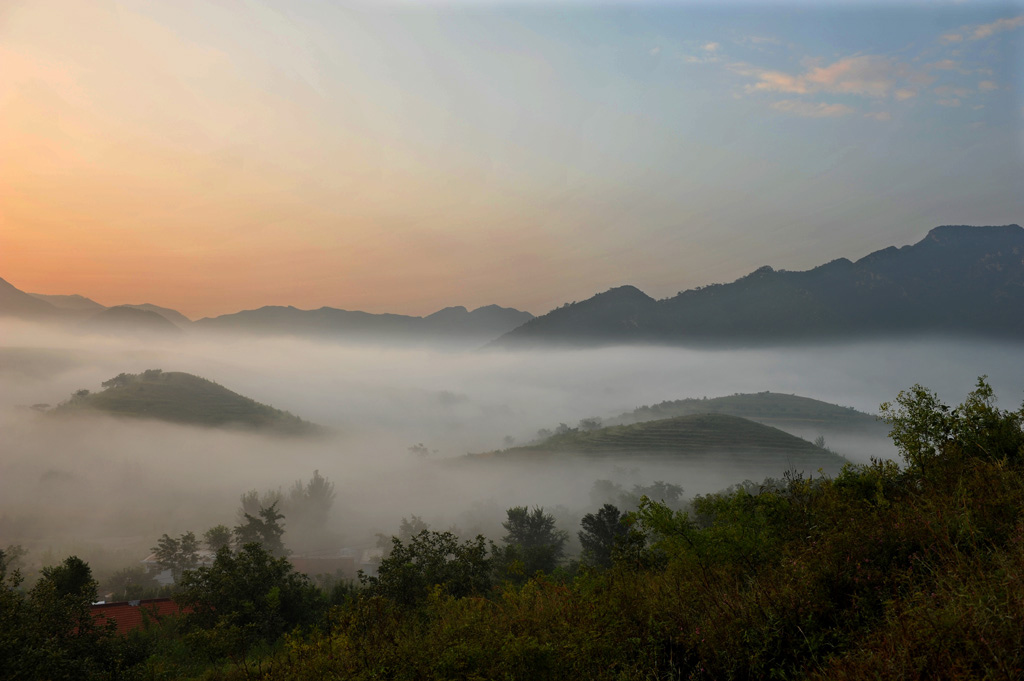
54, 370, 317, 435
496, 224, 1024, 347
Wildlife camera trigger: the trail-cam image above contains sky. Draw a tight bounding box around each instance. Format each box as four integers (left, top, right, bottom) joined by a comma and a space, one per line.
1, 0, 1021, 319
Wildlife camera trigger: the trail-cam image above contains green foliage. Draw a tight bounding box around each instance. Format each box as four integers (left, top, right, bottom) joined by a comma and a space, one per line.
496, 506, 568, 580
578, 504, 628, 568
0, 556, 123, 680
153, 531, 200, 582
204, 524, 233, 553
362, 530, 492, 608
234, 502, 288, 557
176, 543, 324, 659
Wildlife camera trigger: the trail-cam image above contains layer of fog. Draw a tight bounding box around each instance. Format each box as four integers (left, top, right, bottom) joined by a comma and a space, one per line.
3, 318, 1022, 576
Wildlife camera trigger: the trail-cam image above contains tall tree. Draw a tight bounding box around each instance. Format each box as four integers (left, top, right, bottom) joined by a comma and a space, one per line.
233, 502, 288, 557
498, 506, 568, 578
578, 504, 629, 568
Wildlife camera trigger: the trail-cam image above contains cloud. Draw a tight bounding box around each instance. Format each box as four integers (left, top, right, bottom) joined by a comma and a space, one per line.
941, 15, 1023, 44
937, 98, 962, 107
734, 55, 926, 100
929, 59, 958, 70
864, 111, 892, 121
649, 46, 661, 56
769, 100, 854, 118
970, 15, 1024, 40
703, 42, 720, 53
894, 88, 917, 101
978, 80, 998, 92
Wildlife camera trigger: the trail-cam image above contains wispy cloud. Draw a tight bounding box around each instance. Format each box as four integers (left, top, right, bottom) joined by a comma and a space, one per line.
939, 15, 1024, 43
864, 111, 892, 121
937, 98, 962, 108
732, 55, 925, 100
978, 80, 998, 92
769, 100, 854, 118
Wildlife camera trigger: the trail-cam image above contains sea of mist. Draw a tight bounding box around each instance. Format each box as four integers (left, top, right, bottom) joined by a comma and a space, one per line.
2, 317, 1023, 576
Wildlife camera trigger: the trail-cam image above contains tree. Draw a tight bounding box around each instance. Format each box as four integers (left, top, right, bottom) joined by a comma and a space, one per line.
23, 556, 115, 679
234, 502, 287, 557
103, 565, 161, 602
176, 544, 323, 658
881, 376, 1024, 472
0, 544, 26, 575
362, 530, 491, 608
497, 506, 568, 578
204, 525, 232, 553
287, 470, 335, 530
578, 504, 629, 568
152, 531, 200, 582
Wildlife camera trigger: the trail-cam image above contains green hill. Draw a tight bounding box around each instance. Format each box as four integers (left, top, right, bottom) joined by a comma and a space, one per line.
473, 413, 847, 473
613, 391, 884, 434
55, 369, 318, 435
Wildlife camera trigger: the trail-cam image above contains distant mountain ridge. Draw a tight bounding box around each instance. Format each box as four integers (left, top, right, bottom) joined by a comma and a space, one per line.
3, 278, 533, 345
495, 224, 1024, 347
193, 303, 533, 344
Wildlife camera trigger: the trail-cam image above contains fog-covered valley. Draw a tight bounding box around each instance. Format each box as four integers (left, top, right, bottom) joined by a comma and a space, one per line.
3, 318, 1023, 580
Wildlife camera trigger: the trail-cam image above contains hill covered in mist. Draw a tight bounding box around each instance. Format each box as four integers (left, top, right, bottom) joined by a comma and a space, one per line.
54, 369, 318, 435
495, 224, 1024, 347
470, 413, 847, 476
611, 391, 884, 434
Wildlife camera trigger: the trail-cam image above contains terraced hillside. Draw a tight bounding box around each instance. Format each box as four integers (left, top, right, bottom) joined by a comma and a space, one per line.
55, 369, 318, 435
613, 392, 884, 434
473, 413, 847, 475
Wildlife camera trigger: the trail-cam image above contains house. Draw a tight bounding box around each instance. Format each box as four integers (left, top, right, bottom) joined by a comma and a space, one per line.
91, 598, 184, 635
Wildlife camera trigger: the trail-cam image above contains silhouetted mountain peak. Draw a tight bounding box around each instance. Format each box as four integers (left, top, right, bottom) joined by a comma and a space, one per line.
925, 223, 1022, 246
497, 224, 1024, 347
426, 306, 470, 321
590, 285, 655, 303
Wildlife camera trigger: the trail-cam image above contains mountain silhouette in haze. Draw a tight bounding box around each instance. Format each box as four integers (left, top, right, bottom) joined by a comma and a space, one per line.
3, 278, 531, 345
0, 278, 61, 319
194, 303, 533, 345
494, 224, 1024, 347
84, 305, 184, 336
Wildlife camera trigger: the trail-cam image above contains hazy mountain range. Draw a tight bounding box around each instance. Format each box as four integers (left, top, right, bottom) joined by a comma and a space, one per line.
1, 280, 534, 345
3, 224, 1021, 346
493, 224, 1024, 347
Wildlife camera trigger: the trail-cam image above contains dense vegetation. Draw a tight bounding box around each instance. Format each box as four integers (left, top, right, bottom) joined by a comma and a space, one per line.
3, 378, 1023, 679
53, 370, 318, 435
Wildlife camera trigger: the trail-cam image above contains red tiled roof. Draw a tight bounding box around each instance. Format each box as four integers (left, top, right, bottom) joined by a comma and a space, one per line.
91, 598, 185, 635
